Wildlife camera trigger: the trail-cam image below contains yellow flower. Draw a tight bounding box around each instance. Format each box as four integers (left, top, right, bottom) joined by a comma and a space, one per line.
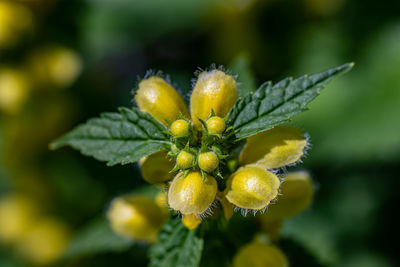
190, 70, 237, 129
107, 195, 167, 243
135, 76, 189, 126
198, 151, 219, 173
17, 218, 71, 266
224, 164, 280, 211
27, 46, 82, 89
233, 240, 289, 267
0, 195, 38, 244
0, 68, 30, 114
139, 150, 175, 184
239, 126, 308, 169
0, 1, 33, 48
168, 171, 217, 215
261, 171, 314, 222
182, 214, 202, 230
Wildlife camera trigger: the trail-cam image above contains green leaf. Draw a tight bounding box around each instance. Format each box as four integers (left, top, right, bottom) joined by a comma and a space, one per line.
229, 53, 257, 98
50, 107, 170, 166
149, 218, 204, 267
227, 63, 354, 141
63, 216, 133, 259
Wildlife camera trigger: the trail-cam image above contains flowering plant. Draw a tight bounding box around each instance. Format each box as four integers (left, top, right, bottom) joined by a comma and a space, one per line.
51, 63, 352, 266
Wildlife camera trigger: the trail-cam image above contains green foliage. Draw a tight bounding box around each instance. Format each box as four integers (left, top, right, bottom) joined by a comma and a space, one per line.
64, 217, 132, 259
149, 218, 204, 267
50, 107, 170, 166
226, 63, 354, 141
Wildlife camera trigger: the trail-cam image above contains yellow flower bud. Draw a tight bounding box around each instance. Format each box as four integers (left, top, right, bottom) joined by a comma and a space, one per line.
0, 68, 30, 114
177, 151, 195, 169
0, 2, 33, 48
233, 241, 289, 267
171, 119, 190, 137
190, 70, 237, 130
198, 151, 219, 173
140, 150, 175, 184
206, 116, 226, 134
224, 164, 280, 210
107, 195, 167, 243
261, 171, 313, 222
168, 171, 217, 215
17, 218, 71, 266
182, 214, 202, 230
135, 76, 189, 126
0, 195, 38, 244
239, 126, 307, 169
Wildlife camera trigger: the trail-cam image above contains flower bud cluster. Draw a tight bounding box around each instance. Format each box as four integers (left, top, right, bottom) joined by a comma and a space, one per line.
133, 69, 310, 231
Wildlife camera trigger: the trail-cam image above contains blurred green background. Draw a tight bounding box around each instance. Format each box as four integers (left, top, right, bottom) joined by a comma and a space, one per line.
0, 0, 399, 266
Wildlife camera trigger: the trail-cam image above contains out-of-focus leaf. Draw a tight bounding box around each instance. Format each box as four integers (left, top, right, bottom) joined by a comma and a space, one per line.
281, 214, 339, 265
149, 218, 203, 267
50, 107, 170, 166
229, 53, 257, 98
227, 63, 353, 141
294, 23, 400, 163
63, 216, 132, 259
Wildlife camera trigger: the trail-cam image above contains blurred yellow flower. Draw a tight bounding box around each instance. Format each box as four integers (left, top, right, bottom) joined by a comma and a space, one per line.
16, 218, 71, 266
266, 171, 313, 220
0, 68, 30, 114
140, 150, 175, 184
233, 240, 289, 267
27, 46, 83, 89
0, 195, 38, 244
0, 1, 33, 48
107, 195, 167, 243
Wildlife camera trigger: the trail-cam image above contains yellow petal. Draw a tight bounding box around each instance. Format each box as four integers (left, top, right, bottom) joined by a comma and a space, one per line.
233, 241, 289, 267
168, 171, 217, 215
107, 195, 167, 243
182, 214, 202, 230
140, 150, 175, 184
239, 126, 307, 169
224, 164, 280, 210
261, 171, 314, 222
190, 70, 237, 130
135, 76, 189, 126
